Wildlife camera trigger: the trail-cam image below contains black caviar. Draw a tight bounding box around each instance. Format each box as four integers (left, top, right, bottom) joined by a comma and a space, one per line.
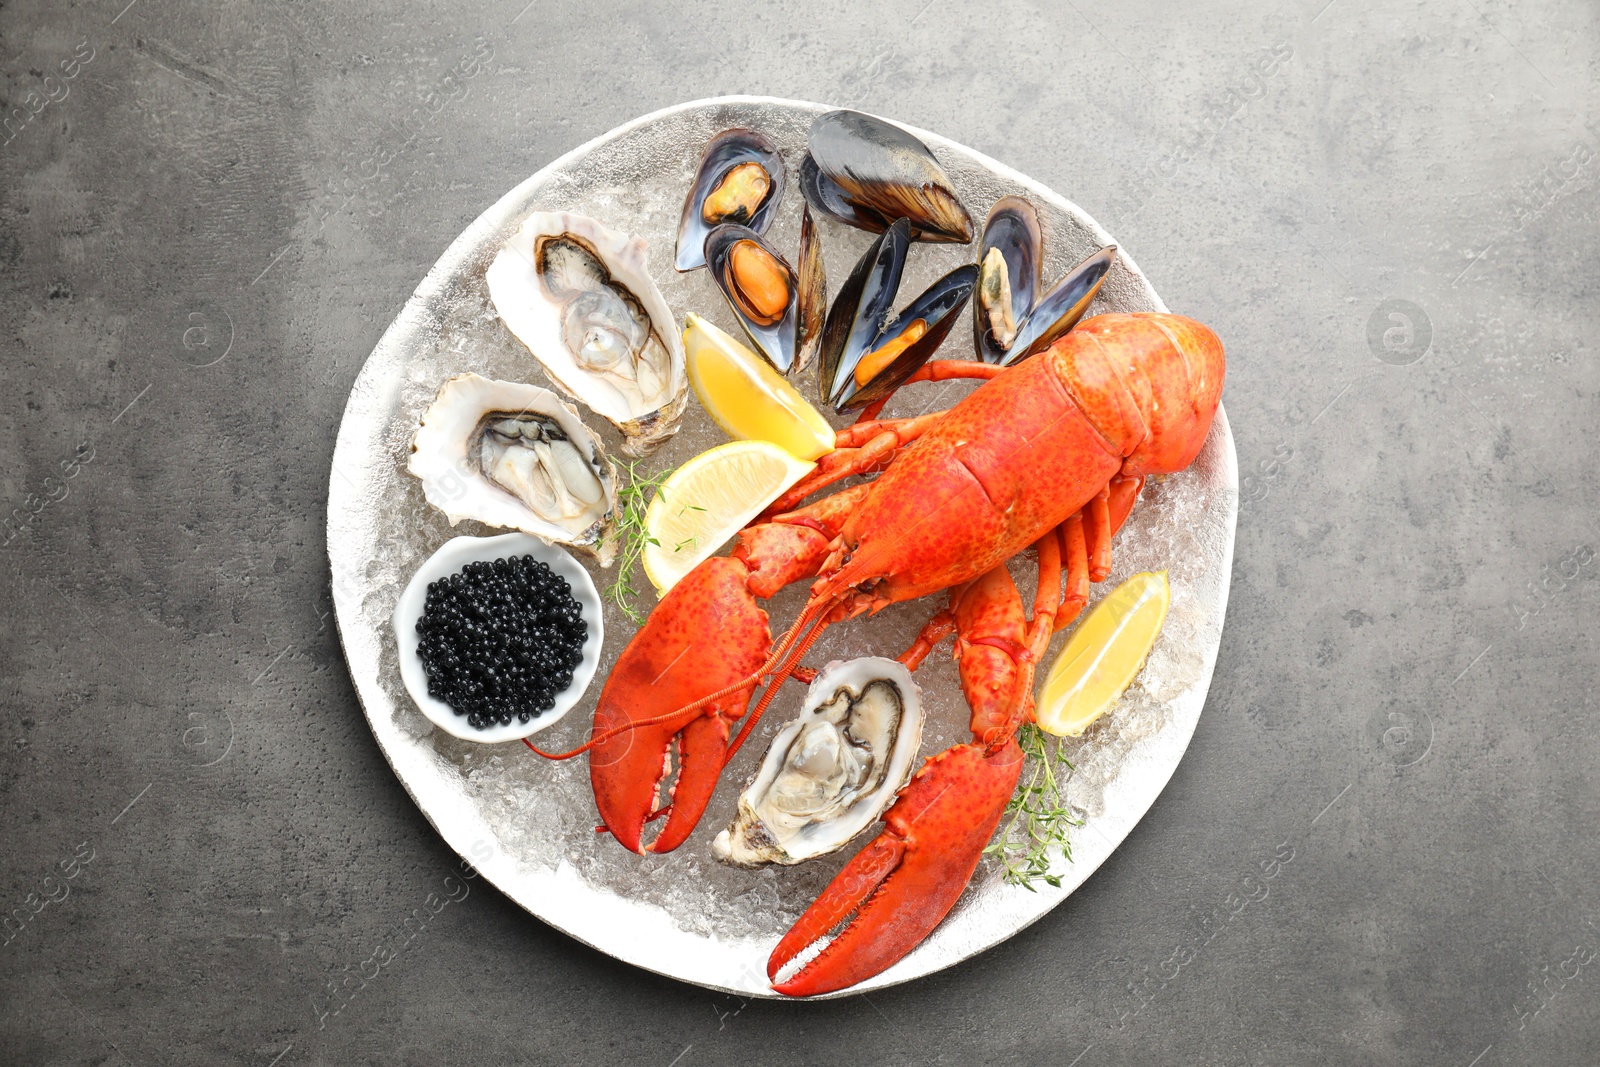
416, 555, 588, 730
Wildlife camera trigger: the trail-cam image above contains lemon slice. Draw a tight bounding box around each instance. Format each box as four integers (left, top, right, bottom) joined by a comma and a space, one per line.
1035, 571, 1170, 737
641, 440, 815, 594
683, 313, 836, 462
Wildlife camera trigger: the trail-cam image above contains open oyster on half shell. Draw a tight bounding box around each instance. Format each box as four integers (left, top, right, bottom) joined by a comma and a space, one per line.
485, 211, 687, 456
408, 373, 619, 565
713, 657, 924, 867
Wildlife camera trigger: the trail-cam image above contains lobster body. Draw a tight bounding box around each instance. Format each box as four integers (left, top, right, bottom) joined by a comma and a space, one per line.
557, 313, 1225, 992
821, 313, 1223, 607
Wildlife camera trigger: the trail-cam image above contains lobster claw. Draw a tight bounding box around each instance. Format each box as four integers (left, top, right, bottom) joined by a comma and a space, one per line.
589, 557, 770, 854
768, 737, 1024, 996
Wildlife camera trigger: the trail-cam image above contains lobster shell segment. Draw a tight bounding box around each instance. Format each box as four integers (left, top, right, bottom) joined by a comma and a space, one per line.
1064, 312, 1226, 476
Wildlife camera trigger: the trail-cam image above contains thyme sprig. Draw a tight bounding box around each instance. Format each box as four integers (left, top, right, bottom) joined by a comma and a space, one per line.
985, 723, 1082, 890
604, 460, 675, 625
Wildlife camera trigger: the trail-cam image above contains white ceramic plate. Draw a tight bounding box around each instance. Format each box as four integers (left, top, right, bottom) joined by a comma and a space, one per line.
328, 96, 1237, 999
392, 532, 604, 744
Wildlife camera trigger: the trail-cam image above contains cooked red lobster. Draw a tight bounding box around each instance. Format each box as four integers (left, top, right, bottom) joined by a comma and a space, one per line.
532, 312, 1224, 995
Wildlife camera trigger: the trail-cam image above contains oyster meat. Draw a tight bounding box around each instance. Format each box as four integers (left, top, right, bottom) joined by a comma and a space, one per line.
408, 373, 619, 564
486, 211, 688, 456
713, 658, 923, 867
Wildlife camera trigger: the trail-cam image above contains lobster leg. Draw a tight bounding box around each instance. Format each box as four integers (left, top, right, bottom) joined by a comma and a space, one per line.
769, 536, 1062, 996
764, 414, 944, 517
895, 607, 957, 673
1050, 472, 1144, 632
833, 411, 944, 450
1107, 473, 1144, 533
1083, 485, 1112, 583
853, 359, 1007, 422
1055, 512, 1090, 632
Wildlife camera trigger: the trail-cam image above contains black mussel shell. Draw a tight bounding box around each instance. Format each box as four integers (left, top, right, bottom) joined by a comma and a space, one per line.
974, 196, 1043, 364
706, 223, 800, 373
807, 110, 974, 243
834, 264, 978, 412
800, 151, 893, 233
676, 128, 785, 272
795, 204, 827, 373
1001, 246, 1118, 366
819, 218, 911, 404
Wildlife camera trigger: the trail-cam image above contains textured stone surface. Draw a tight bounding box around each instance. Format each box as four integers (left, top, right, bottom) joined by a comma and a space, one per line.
1, 1, 1596, 1064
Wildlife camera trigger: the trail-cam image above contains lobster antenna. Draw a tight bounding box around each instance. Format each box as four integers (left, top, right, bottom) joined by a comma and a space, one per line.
721, 607, 837, 765
522, 592, 836, 762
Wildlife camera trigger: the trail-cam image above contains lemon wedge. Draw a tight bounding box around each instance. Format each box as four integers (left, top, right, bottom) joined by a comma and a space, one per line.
641, 440, 815, 594
1035, 571, 1170, 737
683, 313, 836, 462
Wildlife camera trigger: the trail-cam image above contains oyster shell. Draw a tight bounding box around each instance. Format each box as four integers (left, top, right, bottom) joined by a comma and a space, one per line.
485, 211, 688, 456
408, 373, 619, 565
712, 658, 924, 867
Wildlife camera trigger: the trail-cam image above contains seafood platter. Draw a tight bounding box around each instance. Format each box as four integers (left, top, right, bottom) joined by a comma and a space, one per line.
328, 97, 1237, 998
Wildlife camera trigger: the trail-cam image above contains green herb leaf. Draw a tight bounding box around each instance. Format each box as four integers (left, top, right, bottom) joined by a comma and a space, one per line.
604, 460, 675, 625
988, 723, 1082, 889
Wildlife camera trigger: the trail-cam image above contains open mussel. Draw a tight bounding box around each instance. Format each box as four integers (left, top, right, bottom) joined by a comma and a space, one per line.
843, 264, 977, 411
819, 217, 978, 412
820, 218, 908, 402
675, 128, 785, 272
803, 110, 973, 243
1001, 245, 1117, 365
974, 196, 1043, 362
706, 224, 800, 374
972, 196, 1117, 365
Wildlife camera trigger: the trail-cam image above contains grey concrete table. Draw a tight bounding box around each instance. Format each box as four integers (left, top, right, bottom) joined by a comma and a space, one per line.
2, 1, 1596, 1064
